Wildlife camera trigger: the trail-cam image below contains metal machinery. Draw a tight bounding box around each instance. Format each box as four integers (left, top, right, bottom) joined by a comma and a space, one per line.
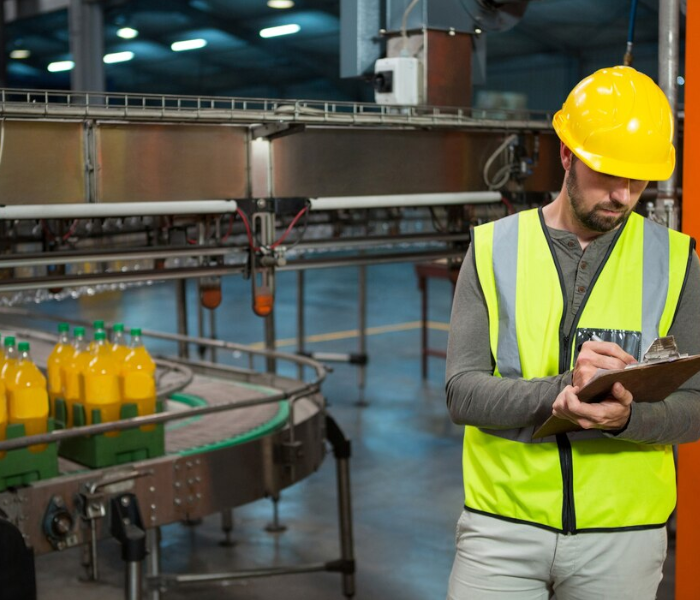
0, 2, 563, 596
0, 86, 560, 600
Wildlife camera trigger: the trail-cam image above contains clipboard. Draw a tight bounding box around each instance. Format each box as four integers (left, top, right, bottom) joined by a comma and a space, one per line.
532, 337, 700, 439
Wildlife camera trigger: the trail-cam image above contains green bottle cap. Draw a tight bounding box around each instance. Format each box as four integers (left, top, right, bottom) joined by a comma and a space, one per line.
58, 323, 70, 333
18, 342, 29, 352
130, 328, 142, 336
4, 336, 15, 347
95, 331, 107, 341
74, 327, 85, 336
93, 320, 105, 330
113, 323, 124, 332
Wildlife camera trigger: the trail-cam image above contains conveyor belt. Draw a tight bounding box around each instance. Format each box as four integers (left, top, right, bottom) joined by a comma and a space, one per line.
1, 329, 291, 455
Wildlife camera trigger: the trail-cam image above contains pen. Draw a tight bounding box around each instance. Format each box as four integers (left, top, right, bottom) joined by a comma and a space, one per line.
590, 334, 604, 343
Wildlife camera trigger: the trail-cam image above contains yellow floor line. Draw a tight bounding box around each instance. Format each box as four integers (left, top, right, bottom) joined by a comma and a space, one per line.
246, 320, 450, 350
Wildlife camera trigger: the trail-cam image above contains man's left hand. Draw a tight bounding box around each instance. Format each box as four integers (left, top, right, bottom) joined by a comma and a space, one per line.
552, 382, 633, 430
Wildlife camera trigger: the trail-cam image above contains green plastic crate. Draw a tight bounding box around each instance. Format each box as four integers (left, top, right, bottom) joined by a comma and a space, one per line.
0, 420, 59, 491
55, 398, 165, 468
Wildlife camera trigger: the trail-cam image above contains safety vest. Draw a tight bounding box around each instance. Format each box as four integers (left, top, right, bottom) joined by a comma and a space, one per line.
468, 208, 693, 532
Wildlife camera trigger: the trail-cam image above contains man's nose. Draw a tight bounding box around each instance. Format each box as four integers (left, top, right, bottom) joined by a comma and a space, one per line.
609, 178, 631, 204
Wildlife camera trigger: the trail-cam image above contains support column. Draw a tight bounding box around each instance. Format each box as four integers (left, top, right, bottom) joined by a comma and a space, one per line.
676, 1, 700, 598
69, 0, 105, 92
657, 0, 681, 228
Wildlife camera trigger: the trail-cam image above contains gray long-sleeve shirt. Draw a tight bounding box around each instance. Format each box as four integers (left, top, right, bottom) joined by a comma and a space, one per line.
445, 217, 700, 445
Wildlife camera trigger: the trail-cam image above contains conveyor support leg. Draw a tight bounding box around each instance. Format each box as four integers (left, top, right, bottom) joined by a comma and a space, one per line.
326, 415, 356, 598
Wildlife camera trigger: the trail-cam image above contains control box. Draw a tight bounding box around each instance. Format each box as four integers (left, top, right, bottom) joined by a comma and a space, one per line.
374, 57, 424, 106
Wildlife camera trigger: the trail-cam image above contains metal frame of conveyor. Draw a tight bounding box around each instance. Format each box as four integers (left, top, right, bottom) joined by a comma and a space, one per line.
0, 314, 357, 599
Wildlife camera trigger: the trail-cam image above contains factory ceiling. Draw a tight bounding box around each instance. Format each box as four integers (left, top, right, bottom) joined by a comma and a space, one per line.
3, 0, 686, 110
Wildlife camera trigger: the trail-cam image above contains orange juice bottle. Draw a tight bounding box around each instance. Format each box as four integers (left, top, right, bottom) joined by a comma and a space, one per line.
122, 328, 156, 432
111, 323, 129, 364
47, 323, 70, 418
82, 331, 121, 437
62, 327, 90, 428
0, 378, 6, 460
1, 337, 18, 391
9, 342, 48, 453
88, 320, 105, 353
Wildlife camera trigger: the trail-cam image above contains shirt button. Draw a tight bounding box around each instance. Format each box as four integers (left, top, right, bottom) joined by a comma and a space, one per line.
578, 286, 586, 293
567, 240, 576, 248
580, 261, 588, 270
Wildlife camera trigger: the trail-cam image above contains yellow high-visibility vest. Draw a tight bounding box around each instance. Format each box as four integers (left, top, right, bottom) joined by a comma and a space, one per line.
468, 208, 693, 532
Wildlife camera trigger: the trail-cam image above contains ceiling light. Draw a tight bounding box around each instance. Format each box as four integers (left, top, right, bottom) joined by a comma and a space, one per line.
171, 38, 207, 52
268, 0, 295, 8
104, 51, 134, 64
10, 49, 31, 59
47, 60, 75, 73
117, 27, 139, 39
259, 24, 300, 38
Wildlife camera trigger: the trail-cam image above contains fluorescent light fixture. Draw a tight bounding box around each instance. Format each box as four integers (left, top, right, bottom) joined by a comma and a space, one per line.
10, 49, 31, 59
47, 60, 75, 73
171, 38, 207, 52
260, 23, 300, 38
268, 0, 295, 7
117, 27, 139, 39
104, 51, 134, 64
678, 75, 685, 86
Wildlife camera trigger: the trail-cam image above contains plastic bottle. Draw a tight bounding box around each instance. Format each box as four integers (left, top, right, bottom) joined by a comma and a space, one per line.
122, 328, 157, 432
0, 377, 6, 460
111, 323, 129, 364
89, 320, 106, 353
47, 323, 71, 418
8, 342, 48, 453
1, 337, 18, 390
62, 327, 90, 428
83, 331, 121, 437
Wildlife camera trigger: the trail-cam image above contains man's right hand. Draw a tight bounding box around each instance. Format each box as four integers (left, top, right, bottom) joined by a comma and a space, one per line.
573, 340, 637, 388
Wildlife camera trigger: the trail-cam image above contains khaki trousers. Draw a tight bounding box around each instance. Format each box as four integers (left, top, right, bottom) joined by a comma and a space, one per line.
447, 510, 667, 600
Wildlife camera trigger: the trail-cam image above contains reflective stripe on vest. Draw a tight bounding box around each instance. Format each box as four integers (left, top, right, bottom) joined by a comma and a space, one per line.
467, 208, 691, 532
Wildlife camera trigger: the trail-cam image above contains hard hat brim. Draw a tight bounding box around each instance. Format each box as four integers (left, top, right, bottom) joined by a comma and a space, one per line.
553, 111, 675, 181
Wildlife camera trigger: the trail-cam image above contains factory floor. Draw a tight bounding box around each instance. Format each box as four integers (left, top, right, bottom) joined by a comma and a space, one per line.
17, 263, 676, 599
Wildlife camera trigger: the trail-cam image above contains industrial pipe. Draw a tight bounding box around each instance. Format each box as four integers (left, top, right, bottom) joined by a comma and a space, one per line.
658, 0, 680, 228
309, 191, 501, 211
0, 200, 238, 220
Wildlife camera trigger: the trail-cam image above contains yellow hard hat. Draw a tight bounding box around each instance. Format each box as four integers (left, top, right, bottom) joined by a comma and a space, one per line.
552, 66, 675, 181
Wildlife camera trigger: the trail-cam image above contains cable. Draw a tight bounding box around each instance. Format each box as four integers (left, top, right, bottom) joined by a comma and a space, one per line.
237, 208, 259, 252
501, 195, 515, 215
624, 0, 639, 66
220, 212, 235, 242
270, 205, 309, 249
483, 134, 518, 190
429, 207, 448, 234
400, 0, 422, 55
284, 205, 310, 252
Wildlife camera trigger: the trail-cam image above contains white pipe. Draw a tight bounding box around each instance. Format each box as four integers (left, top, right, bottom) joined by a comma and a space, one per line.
0, 199, 238, 220
309, 191, 501, 211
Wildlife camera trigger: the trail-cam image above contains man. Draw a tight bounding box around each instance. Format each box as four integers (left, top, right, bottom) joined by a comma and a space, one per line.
445, 65, 700, 599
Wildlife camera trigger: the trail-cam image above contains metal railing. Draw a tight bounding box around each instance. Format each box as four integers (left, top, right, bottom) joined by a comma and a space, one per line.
0, 87, 555, 130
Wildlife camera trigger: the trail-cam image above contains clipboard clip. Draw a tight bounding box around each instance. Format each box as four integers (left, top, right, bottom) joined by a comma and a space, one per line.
639, 335, 686, 365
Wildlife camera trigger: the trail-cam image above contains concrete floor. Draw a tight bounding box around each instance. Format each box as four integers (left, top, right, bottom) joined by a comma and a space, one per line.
7, 263, 677, 599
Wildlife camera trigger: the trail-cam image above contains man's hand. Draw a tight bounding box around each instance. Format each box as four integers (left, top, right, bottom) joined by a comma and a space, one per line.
573, 340, 637, 388
552, 383, 633, 430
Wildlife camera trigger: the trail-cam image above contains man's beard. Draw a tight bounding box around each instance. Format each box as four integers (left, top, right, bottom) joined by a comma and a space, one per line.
566, 162, 629, 233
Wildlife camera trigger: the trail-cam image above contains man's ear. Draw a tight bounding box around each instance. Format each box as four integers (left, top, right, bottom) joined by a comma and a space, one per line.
560, 142, 574, 172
